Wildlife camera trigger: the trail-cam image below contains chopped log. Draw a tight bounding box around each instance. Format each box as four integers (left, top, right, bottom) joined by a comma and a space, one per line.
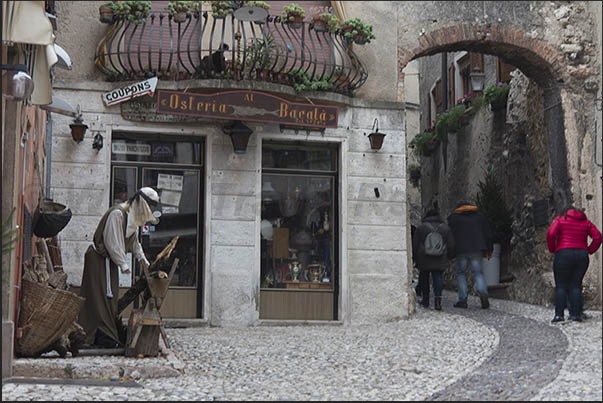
117, 236, 179, 314
46, 236, 64, 272
36, 238, 54, 275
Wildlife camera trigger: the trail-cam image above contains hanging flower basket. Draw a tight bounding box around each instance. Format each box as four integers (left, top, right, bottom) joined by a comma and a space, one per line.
32, 199, 73, 239
490, 96, 508, 112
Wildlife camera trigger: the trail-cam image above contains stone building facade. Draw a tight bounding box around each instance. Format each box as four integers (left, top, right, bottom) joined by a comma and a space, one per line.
41, 0, 603, 333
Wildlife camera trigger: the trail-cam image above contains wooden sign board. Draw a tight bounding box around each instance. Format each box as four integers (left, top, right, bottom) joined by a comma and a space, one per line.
156, 90, 338, 128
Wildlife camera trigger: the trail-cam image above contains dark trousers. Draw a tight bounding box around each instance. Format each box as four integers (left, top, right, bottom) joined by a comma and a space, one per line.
420, 270, 444, 300
553, 248, 589, 318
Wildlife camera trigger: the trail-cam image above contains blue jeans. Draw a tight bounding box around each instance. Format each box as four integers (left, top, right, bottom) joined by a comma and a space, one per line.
553, 248, 589, 318
420, 271, 444, 299
455, 252, 488, 302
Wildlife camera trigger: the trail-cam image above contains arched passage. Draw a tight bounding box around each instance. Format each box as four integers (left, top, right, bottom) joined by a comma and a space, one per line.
401, 22, 571, 212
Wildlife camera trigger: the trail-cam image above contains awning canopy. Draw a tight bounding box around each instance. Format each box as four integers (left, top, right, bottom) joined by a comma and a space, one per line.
2, 1, 58, 105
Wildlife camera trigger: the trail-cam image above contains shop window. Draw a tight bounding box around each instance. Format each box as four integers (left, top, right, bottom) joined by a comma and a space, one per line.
260, 142, 337, 294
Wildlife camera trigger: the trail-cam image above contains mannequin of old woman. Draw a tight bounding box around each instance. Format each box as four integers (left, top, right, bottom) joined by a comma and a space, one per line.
78, 187, 160, 348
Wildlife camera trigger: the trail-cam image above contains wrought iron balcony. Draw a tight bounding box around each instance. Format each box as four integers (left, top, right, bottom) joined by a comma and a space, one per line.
94, 12, 368, 95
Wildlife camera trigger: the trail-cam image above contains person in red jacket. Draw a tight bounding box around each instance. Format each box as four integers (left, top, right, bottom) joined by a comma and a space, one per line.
546, 207, 602, 323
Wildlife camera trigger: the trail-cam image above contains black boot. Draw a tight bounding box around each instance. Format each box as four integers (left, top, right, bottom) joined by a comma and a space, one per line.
434, 296, 442, 311
420, 295, 430, 308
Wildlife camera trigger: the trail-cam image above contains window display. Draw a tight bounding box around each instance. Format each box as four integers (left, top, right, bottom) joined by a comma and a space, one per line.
260, 143, 337, 292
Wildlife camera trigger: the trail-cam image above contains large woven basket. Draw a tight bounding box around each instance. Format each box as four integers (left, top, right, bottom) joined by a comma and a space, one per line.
16, 278, 85, 357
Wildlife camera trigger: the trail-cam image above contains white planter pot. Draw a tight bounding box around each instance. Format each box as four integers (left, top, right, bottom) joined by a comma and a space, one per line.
482, 243, 501, 286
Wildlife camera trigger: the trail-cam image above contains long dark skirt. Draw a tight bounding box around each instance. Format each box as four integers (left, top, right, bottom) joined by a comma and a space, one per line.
77, 245, 120, 346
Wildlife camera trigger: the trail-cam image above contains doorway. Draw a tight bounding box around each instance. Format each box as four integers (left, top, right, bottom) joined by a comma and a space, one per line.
110, 133, 204, 318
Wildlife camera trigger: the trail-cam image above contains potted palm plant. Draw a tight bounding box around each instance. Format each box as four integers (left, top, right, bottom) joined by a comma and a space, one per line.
282, 4, 305, 29
245, 33, 275, 79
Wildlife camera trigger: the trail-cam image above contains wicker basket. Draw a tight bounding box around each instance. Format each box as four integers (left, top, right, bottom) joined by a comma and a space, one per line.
16, 278, 85, 357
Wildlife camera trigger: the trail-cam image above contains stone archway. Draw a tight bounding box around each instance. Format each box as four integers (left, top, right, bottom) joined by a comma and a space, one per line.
396, 1, 601, 308
400, 22, 572, 212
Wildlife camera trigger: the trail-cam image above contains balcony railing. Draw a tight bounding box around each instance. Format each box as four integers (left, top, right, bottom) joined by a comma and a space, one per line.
94, 12, 368, 95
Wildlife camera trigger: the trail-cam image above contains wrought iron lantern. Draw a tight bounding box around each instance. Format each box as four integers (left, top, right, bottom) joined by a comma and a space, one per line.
366, 118, 386, 150
470, 69, 486, 92
69, 115, 88, 143
224, 120, 253, 154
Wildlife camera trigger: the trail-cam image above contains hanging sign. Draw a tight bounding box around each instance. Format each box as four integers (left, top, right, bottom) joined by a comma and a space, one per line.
156, 89, 338, 128
103, 77, 158, 106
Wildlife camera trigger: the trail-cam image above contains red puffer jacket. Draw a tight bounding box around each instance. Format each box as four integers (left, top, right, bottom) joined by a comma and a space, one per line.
546, 209, 602, 254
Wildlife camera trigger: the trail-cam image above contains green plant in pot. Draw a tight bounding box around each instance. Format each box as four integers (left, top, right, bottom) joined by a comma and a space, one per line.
475, 166, 513, 246
409, 129, 438, 157
484, 81, 510, 112
111, 1, 152, 24
245, 33, 276, 78
166, 1, 197, 23
210, 1, 235, 18
282, 4, 305, 28
312, 12, 339, 33
435, 103, 466, 140
288, 68, 335, 93
99, 2, 116, 23
244, 1, 270, 10
340, 18, 375, 45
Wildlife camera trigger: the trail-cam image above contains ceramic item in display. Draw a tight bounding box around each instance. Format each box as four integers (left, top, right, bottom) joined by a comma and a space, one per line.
261, 219, 273, 240
323, 211, 330, 232
289, 262, 301, 282
308, 264, 324, 283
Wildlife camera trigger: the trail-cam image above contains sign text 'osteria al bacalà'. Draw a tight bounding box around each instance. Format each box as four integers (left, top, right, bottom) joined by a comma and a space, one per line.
155, 90, 338, 128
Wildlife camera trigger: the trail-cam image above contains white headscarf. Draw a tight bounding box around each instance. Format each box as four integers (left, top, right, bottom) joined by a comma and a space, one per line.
123, 187, 160, 238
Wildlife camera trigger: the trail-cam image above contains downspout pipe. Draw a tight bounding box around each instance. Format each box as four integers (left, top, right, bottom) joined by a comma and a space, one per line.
45, 113, 52, 199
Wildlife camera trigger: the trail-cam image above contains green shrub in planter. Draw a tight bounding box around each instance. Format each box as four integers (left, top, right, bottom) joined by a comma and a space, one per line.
312, 13, 339, 33
475, 166, 513, 245
282, 3, 305, 22
210, 1, 235, 18
484, 82, 510, 110
110, 1, 152, 24
340, 18, 375, 44
435, 104, 466, 140
409, 130, 438, 157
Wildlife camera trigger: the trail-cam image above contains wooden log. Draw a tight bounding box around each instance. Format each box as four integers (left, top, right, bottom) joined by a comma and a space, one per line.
46, 236, 63, 272
36, 239, 54, 275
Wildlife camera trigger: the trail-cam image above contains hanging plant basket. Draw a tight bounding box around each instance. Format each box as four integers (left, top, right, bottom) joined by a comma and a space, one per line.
286, 15, 304, 29
173, 11, 187, 22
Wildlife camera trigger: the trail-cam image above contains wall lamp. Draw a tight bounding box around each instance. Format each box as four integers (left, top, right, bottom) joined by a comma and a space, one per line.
0, 64, 34, 101
223, 120, 253, 154
366, 118, 386, 150
470, 69, 486, 93
92, 133, 104, 151
69, 105, 88, 143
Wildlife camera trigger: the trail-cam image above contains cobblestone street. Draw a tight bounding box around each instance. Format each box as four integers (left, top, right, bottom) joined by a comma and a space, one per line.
2, 291, 601, 401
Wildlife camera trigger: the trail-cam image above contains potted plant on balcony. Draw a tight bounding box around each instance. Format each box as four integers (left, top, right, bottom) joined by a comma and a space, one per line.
435, 103, 466, 140
111, 1, 152, 24
166, 1, 196, 23
409, 129, 439, 157
311, 12, 339, 33
99, 2, 117, 23
340, 18, 375, 45
210, 1, 235, 19
245, 33, 275, 79
282, 4, 305, 29
484, 81, 510, 112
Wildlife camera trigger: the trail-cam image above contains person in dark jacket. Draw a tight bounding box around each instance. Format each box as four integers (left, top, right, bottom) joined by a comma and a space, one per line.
546, 206, 601, 323
447, 200, 493, 309
412, 209, 455, 310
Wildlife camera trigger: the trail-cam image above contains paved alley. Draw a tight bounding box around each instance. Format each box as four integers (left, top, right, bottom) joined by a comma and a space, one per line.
2, 291, 601, 401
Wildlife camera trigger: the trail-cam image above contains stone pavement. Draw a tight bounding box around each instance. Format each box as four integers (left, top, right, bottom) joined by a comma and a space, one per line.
2, 291, 601, 401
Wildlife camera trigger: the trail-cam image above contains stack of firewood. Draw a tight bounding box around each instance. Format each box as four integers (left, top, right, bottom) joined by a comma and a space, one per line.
18, 237, 86, 358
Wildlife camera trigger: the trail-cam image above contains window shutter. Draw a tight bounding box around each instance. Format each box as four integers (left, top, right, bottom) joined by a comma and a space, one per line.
434, 79, 443, 114
448, 63, 455, 106
469, 52, 484, 72
497, 57, 515, 83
